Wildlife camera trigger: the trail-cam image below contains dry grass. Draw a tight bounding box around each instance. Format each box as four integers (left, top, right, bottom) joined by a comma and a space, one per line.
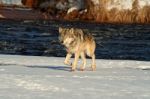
138, 6, 150, 23
20, 0, 150, 24
85, 0, 150, 24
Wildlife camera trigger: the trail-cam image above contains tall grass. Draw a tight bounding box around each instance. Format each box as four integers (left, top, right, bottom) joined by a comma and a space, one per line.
138, 6, 150, 23
21, 0, 150, 24
86, 0, 150, 24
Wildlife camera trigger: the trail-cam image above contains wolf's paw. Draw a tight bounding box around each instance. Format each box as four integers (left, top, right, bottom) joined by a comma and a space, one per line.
71, 65, 76, 72
80, 68, 85, 71
91, 64, 96, 71
80, 66, 85, 71
71, 68, 76, 72
64, 61, 71, 65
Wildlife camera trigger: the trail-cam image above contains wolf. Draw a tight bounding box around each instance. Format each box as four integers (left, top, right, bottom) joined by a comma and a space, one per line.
59, 27, 96, 71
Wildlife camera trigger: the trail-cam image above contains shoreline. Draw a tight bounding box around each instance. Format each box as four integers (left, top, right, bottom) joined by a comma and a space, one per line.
0, 7, 150, 25
0, 7, 50, 20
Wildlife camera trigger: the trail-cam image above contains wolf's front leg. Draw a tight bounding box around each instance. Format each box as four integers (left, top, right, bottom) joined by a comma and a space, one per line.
71, 52, 80, 71
64, 53, 72, 65
80, 52, 86, 71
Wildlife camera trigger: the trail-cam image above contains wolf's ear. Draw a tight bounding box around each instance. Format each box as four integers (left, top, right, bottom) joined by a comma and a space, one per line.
80, 32, 84, 41
70, 28, 74, 34
78, 30, 84, 41
59, 27, 63, 33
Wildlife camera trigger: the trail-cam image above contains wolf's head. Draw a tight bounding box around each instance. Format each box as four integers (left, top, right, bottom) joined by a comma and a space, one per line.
59, 27, 76, 47
59, 27, 84, 48
59, 27, 69, 44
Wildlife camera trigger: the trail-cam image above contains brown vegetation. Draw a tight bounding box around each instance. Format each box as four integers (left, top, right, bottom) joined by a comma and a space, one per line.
85, 0, 150, 24
22, 0, 34, 8
1, 0, 150, 24
0, 7, 48, 20
21, 0, 45, 8
64, 10, 79, 20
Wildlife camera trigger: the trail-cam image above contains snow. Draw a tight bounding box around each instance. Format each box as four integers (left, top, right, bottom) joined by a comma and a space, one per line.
1, 0, 22, 5
0, 54, 150, 99
91, 0, 150, 10
0, 14, 5, 18
91, 0, 100, 5
139, 0, 150, 8
107, 0, 133, 10
67, 7, 78, 14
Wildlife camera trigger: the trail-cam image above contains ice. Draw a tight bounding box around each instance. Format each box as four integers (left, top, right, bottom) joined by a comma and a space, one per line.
0, 54, 150, 99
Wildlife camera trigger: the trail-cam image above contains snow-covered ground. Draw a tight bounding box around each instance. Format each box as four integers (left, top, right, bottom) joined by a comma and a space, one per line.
0, 0, 22, 5
0, 54, 150, 99
92, 0, 150, 10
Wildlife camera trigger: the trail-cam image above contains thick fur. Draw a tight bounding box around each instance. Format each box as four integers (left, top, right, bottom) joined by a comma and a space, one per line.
59, 27, 96, 71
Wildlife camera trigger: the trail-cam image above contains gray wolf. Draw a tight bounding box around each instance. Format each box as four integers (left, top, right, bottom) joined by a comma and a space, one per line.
59, 27, 96, 71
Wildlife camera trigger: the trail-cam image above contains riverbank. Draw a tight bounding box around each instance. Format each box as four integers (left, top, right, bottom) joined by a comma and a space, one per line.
0, 7, 51, 20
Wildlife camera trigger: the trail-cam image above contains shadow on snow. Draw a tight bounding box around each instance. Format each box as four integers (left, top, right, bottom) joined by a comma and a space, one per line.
25, 65, 71, 72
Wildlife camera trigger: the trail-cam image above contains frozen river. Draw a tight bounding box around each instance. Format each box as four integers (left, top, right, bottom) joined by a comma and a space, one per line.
0, 54, 150, 99
0, 19, 150, 98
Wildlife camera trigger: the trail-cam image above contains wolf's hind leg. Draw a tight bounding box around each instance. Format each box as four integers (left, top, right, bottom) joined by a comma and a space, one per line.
91, 54, 96, 71
64, 53, 72, 65
71, 52, 80, 71
80, 52, 86, 71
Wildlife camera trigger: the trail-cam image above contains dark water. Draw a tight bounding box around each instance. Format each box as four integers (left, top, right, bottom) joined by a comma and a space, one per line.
0, 19, 150, 61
